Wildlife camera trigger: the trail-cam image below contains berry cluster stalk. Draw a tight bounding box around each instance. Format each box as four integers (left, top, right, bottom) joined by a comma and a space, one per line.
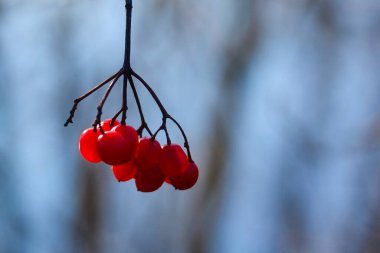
64, 0, 193, 162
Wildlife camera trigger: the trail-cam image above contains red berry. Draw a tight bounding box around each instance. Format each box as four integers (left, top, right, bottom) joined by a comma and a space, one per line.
134, 138, 162, 171
112, 125, 139, 158
171, 162, 199, 190
100, 119, 120, 131
160, 144, 188, 177
97, 131, 132, 165
112, 161, 136, 182
79, 128, 102, 163
135, 166, 164, 192
164, 177, 172, 185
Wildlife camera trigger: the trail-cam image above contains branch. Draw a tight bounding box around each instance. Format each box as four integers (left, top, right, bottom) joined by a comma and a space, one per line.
168, 115, 193, 162
123, 0, 133, 69
131, 71, 168, 116
121, 73, 128, 125
131, 71, 192, 160
92, 72, 123, 133
127, 75, 153, 137
111, 108, 123, 125
64, 71, 121, 126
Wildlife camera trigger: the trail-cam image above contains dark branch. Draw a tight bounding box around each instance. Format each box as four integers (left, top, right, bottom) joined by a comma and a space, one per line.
132, 71, 191, 160
111, 108, 123, 125
123, 0, 132, 69
92, 73, 123, 132
121, 74, 128, 125
131, 71, 168, 116
168, 116, 193, 162
64, 71, 121, 126
64, 0, 194, 162
127, 75, 153, 137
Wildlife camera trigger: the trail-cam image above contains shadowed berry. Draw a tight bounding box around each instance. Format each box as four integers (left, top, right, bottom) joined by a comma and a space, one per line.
100, 119, 120, 131
134, 138, 162, 171
112, 161, 136, 182
97, 131, 132, 165
171, 162, 199, 190
135, 166, 164, 192
160, 144, 188, 177
79, 128, 102, 163
112, 125, 139, 160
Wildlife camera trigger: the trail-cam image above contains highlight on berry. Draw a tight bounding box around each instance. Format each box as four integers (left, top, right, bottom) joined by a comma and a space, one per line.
64, 0, 199, 192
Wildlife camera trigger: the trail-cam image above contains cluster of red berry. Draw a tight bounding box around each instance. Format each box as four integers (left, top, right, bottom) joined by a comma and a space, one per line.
79, 119, 199, 192
65, 0, 199, 193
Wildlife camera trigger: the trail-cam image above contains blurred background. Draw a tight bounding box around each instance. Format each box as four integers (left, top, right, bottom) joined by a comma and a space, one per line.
1, 0, 380, 252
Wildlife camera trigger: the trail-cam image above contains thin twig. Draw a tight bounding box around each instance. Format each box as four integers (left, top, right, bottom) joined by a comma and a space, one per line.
127, 74, 153, 137
152, 117, 171, 144
64, 71, 121, 126
92, 72, 123, 133
121, 73, 128, 125
168, 115, 193, 162
132, 71, 192, 160
131, 71, 168, 116
64, 0, 194, 162
111, 108, 123, 125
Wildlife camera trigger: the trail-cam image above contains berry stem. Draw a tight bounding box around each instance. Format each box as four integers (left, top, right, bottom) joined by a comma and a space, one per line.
120, 0, 132, 126
123, 0, 132, 70
121, 74, 128, 125
131, 71, 192, 161
131, 71, 168, 115
111, 108, 124, 127
127, 75, 153, 137
92, 72, 123, 133
152, 117, 171, 145
64, 70, 121, 126
168, 116, 193, 162
65, 0, 194, 163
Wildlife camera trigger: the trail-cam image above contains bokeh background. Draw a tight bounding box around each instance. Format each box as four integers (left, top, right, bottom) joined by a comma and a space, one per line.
1, 0, 380, 252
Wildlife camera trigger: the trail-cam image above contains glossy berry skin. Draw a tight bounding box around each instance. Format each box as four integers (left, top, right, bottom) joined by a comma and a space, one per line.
134, 138, 162, 171
171, 162, 199, 190
97, 131, 132, 165
160, 144, 188, 177
112, 125, 138, 159
135, 166, 164, 192
79, 128, 102, 163
100, 119, 120, 132
112, 161, 136, 182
